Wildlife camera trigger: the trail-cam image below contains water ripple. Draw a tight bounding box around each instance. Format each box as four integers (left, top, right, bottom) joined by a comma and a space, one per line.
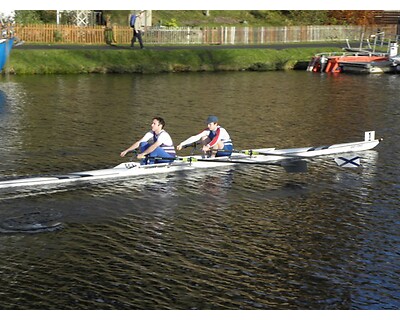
0, 73, 399, 309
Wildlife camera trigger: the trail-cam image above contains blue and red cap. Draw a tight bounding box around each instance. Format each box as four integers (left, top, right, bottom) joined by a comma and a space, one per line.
206, 115, 218, 124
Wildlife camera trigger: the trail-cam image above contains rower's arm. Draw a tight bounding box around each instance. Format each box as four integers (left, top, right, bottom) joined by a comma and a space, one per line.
178, 131, 207, 149
120, 132, 153, 157
140, 140, 161, 156
120, 140, 140, 157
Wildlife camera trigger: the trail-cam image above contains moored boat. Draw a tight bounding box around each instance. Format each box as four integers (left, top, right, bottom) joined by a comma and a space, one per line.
0, 14, 15, 72
0, 36, 14, 72
307, 51, 390, 73
307, 32, 399, 74
338, 59, 394, 74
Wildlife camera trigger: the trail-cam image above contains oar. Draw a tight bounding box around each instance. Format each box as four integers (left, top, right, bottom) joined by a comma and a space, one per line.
194, 157, 308, 173
143, 155, 194, 163
219, 148, 305, 159
147, 155, 281, 165
146, 156, 308, 173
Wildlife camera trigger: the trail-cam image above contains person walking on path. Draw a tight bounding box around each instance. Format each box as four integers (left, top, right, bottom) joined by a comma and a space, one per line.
130, 11, 145, 49
104, 15, 117, 46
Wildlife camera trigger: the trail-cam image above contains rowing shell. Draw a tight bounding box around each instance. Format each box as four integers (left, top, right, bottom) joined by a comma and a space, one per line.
0, 131, 380, 190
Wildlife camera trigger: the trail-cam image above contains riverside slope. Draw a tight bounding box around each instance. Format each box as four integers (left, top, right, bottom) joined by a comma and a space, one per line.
6, 43, 346, 74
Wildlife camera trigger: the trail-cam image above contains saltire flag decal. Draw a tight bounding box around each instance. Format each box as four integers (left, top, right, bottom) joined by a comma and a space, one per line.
335, 156, 361, 168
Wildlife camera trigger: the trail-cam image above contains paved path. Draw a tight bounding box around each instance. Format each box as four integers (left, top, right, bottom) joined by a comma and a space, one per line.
13, 42, 351, 51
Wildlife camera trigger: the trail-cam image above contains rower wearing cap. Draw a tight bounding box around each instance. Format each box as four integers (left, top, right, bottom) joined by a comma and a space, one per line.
176, 115, 233, 157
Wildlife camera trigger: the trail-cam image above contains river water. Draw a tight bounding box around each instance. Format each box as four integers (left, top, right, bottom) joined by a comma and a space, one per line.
0, 71, 399, 309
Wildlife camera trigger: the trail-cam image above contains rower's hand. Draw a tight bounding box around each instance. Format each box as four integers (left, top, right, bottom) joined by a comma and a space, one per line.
176, 144, 182, 151
120, 150, 128, 157
202, 145, 210, 152
137, 153, 145, 159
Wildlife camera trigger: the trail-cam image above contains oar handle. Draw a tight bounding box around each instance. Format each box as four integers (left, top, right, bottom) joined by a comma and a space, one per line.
128, 149, 138, 161
183, 142, 198, 149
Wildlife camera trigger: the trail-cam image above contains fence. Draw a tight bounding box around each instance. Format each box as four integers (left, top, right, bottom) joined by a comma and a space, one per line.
13, 24, 398, 46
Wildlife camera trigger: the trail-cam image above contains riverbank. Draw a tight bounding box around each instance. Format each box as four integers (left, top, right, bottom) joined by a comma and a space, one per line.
4, 45, 339, 74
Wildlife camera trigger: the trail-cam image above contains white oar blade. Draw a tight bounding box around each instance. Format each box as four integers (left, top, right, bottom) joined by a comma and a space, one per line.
334, 156, 361, 168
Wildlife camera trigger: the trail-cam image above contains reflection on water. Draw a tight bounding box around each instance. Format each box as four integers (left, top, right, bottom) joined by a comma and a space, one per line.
0, 72, 399, 309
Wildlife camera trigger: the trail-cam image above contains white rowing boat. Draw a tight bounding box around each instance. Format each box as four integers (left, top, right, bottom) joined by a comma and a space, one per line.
0, 131, 381, 190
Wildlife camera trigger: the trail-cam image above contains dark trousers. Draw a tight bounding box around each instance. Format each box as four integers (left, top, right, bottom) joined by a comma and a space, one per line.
131, 29, 144, 48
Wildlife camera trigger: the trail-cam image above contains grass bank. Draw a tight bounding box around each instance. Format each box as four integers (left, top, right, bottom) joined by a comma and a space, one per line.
5, 46, 338, 75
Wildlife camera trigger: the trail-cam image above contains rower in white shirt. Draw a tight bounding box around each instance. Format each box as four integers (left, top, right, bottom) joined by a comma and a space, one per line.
120, 116, 176, 164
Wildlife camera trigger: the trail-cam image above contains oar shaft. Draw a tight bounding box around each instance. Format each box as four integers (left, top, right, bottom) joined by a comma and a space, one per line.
196, 158, 282, 166
217, 148, 302, 158
138, 155, 307, 172
147, 155, 279, 164
145, 156, 196, 163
